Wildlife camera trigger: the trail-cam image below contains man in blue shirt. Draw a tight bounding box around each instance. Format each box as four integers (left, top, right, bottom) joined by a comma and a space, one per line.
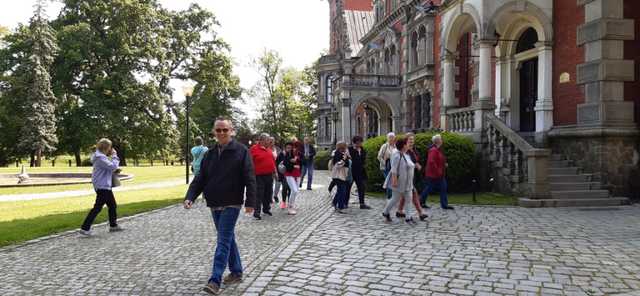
191, 136, 208, 176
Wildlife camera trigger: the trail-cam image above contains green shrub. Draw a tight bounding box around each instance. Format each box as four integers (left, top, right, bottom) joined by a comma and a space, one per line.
314, 150, 331, 170
363, 131, 475, 193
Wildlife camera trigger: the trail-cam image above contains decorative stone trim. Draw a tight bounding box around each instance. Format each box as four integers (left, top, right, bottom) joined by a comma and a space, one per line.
577, 18, 635, 45
576, 59, 635, 84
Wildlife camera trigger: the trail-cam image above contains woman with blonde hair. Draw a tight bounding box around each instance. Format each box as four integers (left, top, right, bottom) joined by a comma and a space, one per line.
79, 138, 123, 236
331, 141, 351, 213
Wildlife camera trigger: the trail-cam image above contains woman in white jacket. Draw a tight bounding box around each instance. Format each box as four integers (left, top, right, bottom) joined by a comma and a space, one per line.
382, 137, 416, 224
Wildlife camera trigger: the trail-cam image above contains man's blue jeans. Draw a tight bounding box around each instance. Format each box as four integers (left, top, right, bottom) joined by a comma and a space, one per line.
209, 207, 242, 285
300, 161, 314, 189
420, 178, 449, 208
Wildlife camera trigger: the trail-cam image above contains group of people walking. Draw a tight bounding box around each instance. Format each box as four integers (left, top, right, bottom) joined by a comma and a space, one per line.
379, 132, 454, 224
77, 115, 452, 295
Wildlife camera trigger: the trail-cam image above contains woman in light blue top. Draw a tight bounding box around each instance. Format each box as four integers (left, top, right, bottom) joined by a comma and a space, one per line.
80, 138, 123, 236
382, 137, 417, 224
191, 136, 209, 176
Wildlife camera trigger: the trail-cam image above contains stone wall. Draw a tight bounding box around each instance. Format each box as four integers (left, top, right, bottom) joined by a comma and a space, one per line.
550, 134, 640, 197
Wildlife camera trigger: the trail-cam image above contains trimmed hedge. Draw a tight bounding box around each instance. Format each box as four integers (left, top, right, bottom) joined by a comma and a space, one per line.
363, 131, 476, 193
314, 150, 331, 170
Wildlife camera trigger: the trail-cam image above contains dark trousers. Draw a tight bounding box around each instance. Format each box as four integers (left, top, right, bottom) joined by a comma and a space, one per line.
328, 179, 337, 193
209, 207, 242, 285
420, 177, 449, 208
332, 179, 349, 209
347, 176, 367, 205
81, 189, 117, 230
279, 175, 290, 202
255, 174, 273, 214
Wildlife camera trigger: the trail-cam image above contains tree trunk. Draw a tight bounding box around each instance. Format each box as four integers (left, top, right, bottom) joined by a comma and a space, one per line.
74, 149, 82, 167
118, 146, 127, 166
35, 148, 42, 167
30, 151, 35, 167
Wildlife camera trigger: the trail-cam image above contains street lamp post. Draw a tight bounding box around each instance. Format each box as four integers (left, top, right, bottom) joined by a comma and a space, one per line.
183, 85, 194, 184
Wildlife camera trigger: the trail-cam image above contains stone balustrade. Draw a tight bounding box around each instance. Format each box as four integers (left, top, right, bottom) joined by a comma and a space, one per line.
445, 106, 476, 133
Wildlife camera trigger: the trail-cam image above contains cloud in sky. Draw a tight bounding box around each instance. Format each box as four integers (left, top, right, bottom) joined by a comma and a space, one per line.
1, 0, 330, 120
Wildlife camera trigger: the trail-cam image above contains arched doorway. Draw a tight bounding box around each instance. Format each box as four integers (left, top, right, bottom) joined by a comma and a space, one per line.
354, 98, 394, 139
517, 28, 538, 132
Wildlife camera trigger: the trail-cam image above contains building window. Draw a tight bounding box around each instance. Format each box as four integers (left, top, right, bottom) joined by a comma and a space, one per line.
325, 75, 333, 103
390, 44, 397, 75
418, 26, 427, 66
384, 48, 390, 74
411, 31, 418, 70
426, 25, 434, 64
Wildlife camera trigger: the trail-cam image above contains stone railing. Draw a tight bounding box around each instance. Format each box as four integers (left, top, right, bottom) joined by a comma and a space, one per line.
344, 74, 401, 88
484, 113, 550, 198
445, 106, 476, 133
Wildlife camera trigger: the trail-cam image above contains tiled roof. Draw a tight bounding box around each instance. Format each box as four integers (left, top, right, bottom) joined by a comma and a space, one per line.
344, 10, 375, 58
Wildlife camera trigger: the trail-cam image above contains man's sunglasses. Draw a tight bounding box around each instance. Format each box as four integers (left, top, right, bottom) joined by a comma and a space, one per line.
210, 128, 230, 136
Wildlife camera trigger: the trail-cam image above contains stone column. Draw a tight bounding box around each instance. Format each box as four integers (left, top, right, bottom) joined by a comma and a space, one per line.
576, 0, 635, 127
341, 98, 351, 142
535, 42, 554, 135
475, 40, 496, 133
441, 54, 455, 129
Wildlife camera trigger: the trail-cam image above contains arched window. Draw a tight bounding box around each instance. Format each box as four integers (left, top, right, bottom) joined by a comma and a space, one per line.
390, 44, 398, 75
411, 31, 418, 70
426, 25, 434, 64
325, 75, 333, 103
418, 26, 427, 66
384, 48, 390, 74
516, 28, 538, 53
367, 108, 379, 138
415, 95, 422, 128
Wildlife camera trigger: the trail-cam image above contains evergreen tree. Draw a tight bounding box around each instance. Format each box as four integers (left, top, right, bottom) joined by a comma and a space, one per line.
18, 0, 59, 167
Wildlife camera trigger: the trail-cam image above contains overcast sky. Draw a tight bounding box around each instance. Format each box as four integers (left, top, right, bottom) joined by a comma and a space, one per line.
0, 0, 330, 120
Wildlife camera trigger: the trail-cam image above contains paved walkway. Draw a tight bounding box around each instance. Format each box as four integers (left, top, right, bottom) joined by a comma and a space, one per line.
1, 171, 640, 295
0, 179, 185, 202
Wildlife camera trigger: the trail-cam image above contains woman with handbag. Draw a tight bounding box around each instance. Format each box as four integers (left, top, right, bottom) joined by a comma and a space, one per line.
283, 142, 302, 215
381, 137, 417, 224
331, 141, 351, 213
276, 143, 291, 209
79, 138, 124, 236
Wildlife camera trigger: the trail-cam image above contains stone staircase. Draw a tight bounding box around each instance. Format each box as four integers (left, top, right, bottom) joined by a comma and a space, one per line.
519, 154, 629, 207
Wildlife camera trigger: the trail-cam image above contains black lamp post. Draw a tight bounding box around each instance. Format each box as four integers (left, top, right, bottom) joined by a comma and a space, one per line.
183, 85, 194, 184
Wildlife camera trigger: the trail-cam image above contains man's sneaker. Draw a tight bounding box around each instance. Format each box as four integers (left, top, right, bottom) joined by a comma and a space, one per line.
203, 282, 221, 295
421, 204, 431, 209
306, 187, 312, 191
78, 229, 93, 237
108, 226, 124, 232
287, 208, 297, 215
263, 210, 273, 216
405, 218, 417, 225
253, 214, 262, 220
359, 204, 372, 210
279, 201, 286, 209
443, 206, 455, 210
419, 214, 429, 221
382, 213, 392, 223
395, 212, 406, 218
222, 273, 243, 285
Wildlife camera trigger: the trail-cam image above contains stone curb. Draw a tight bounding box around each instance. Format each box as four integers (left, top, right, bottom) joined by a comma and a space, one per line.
0, 203, 182, 253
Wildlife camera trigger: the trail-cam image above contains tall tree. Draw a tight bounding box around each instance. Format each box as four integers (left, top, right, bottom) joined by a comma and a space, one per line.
18, 1, 59, 167
252, 49, 318, 144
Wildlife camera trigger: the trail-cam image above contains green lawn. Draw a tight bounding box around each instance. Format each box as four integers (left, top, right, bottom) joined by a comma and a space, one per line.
366, 191, 517, 206
0, 166, 185, 195
0, 184, 188, 247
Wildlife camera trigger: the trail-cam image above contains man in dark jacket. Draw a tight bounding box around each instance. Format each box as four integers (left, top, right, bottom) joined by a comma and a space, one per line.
184, 117, 256, 295
347, 136, 372, 209
299, 136, 316, 190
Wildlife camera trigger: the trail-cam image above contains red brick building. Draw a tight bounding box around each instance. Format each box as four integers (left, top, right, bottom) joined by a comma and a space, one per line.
316, 0, 640, 205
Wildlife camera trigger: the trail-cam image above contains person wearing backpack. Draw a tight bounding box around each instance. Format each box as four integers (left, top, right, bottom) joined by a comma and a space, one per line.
331, 141, 351, 213
377, 132, 396, 199
191, 136, 209, 177
420, 134, 454, 210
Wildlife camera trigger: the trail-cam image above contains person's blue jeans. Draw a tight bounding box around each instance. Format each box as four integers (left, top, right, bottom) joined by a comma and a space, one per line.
420, 178, 449, 208
300, 161, 314, 189
333, 179, 348, 209
382, 169, 392, 199
208, 207, 242, 285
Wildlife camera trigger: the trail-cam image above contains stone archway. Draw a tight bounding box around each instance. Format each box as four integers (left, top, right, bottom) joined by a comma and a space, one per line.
353, 97, 395, 139
489, 2, 554, 134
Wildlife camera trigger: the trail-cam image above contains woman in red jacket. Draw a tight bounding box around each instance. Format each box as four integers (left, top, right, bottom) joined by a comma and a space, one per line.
283, 142, 302, 215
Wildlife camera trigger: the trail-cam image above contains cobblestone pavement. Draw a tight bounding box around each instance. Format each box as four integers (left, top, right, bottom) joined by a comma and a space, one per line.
1, 171, 640, 295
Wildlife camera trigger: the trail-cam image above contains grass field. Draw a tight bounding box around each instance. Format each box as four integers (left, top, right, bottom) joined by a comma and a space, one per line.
0, 166, 185, 195
0, 185, 188, 247
365, 191, 517, 206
